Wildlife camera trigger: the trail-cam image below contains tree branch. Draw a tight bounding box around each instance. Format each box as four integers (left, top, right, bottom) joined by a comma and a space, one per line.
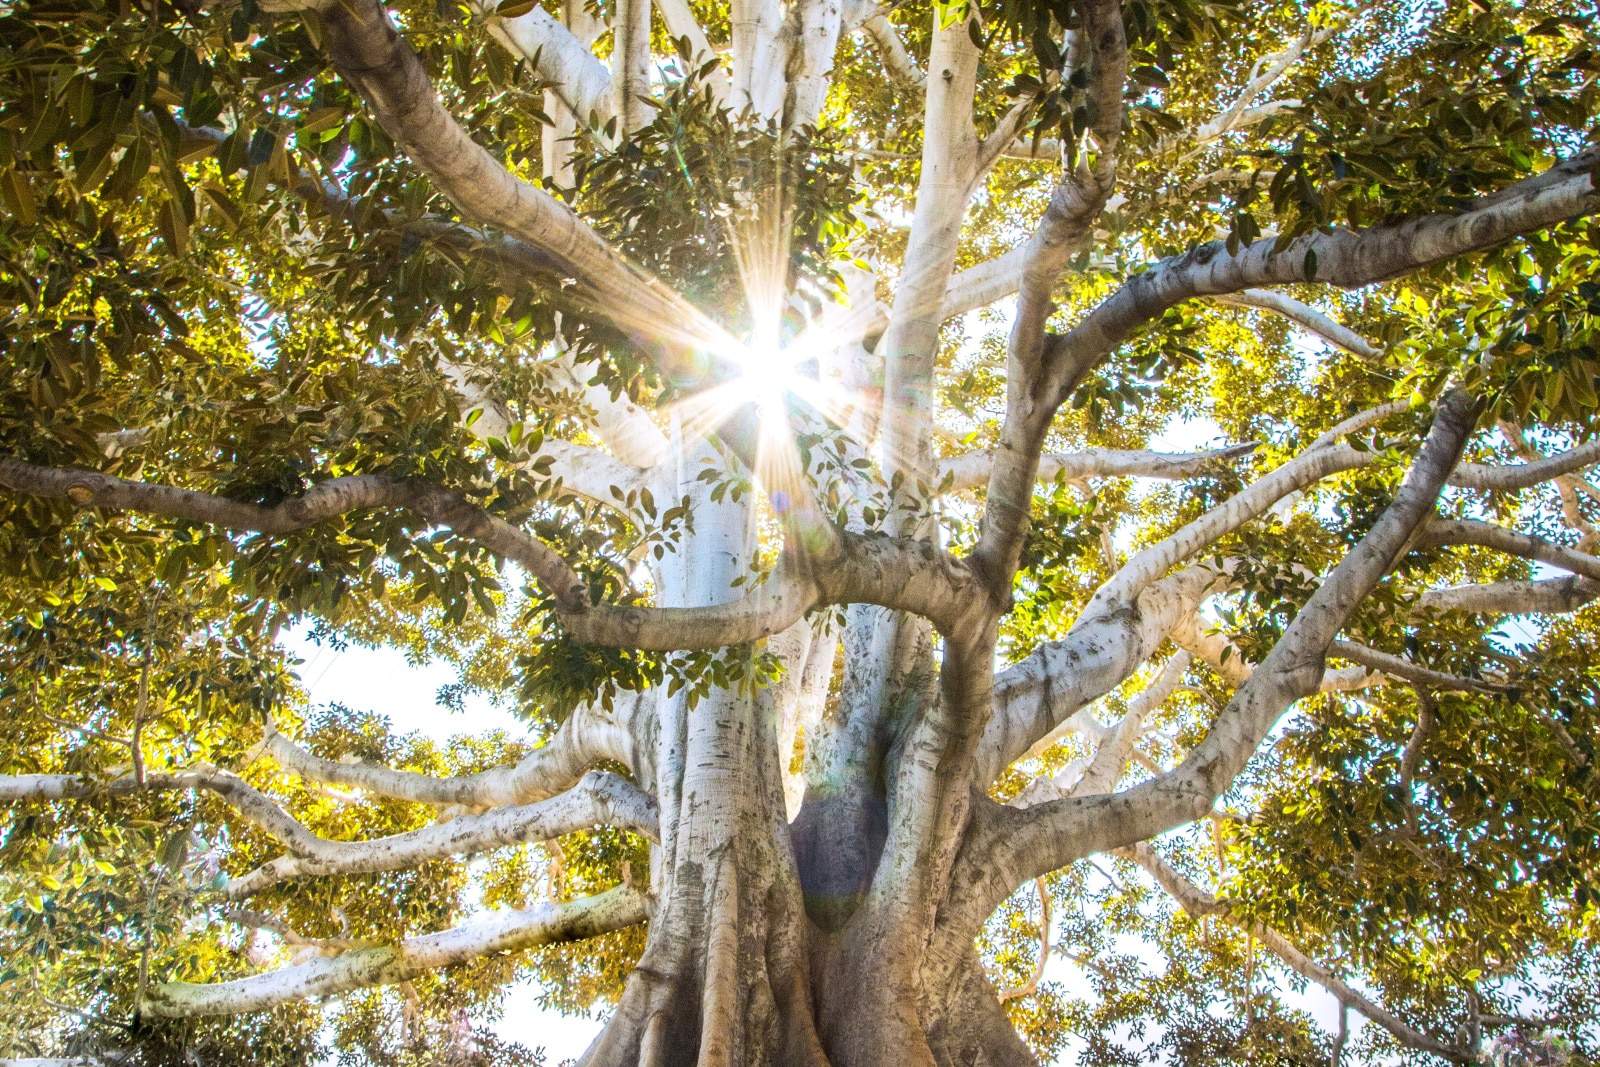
224, 771, 656, 898
263, 698, 640, 809
1012, 652, 1192, 808
968, 389, 1476, 913
1209, 289, 1381, 360
966, 0, 1129, 600
731, 0, 787, 118
1419, 516, 1600, 582
1084, 443, 1370, 614
0, 457, 591, 607
304, 0, 737, 385
656, 0, 728, 103
1, 767, 322, 856
474, 0, 613, 124
1121, 842, 1467, 1059
1451, 439, 1600, 492
976, 566, 1223, 785
875, 10, 984, 500
1171, 609, 1377, 694
995, 877, 1051, 1002
442, 361, 652, 515
938, 442, 1257, 493
1417, 575, 1600, 616
1006, 0, 1126, 373
1041, 150, 1600, 413
848, 1, 923, 90
2, 455, 988, 651
142, 886, 648, 1017
611, 0, 653, 134
0, 457, 822, 651
787, 0, 846, 129
551, 350, 673, 468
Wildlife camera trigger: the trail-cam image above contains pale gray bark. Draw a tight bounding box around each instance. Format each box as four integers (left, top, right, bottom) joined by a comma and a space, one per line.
262, 697, 639, 808
1420, 516, 1600, 581
849, 1, 922, 90
224, 771, 657, 898
942, 391, 1478, 957
1210, 289, 1382, 359
144, 887, 648, 1016
478, 0, 613, 124
1418, 575, 1600, 615
787, 0, 845, 128
938, 442, 1257, 493
611, 0, 653, 133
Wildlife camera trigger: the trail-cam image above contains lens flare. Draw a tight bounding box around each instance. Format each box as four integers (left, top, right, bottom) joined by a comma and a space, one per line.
581, 167, 902, 520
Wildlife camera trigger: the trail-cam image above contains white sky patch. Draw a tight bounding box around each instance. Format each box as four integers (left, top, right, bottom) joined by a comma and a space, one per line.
1148, 414, 1227, 453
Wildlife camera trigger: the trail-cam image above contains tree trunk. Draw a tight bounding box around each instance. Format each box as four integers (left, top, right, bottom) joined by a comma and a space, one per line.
576, 721, 1035, 1067
567, 442, 1032, 1066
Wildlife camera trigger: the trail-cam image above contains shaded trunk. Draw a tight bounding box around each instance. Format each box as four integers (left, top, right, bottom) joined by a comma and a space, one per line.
577, 742, 1036, 1067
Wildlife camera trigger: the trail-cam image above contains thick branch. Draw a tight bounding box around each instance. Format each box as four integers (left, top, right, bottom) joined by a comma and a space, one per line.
552, 351, 673, 468
731, 0, 787, 117
938, 442, 1257, 493
1420, 517, 1600, 582
142, 886, 647, 1017
0, 458, 833, 651
1417, 575, 1600, 616
307, 0, 732, 382
976, 566, 1222, 784
787, 0, 846, 129
225, 771, 656, 897
2, 454, 988, 654
263, 697, 638, 809
476, 1, 613, 124
978, 389, 1475, 904
611, 0, 652, 133
1209, 289, 1381, 359
875, 11, 983, 499
1042, 150, 1600, 411
1006, 0, 1126, 373
1451, 439, 1600, 492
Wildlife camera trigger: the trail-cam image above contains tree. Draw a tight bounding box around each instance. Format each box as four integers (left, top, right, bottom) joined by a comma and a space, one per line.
1, 0, 1598, 1062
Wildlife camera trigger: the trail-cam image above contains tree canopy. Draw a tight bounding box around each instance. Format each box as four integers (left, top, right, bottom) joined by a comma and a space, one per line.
1, 0, 1598, 1063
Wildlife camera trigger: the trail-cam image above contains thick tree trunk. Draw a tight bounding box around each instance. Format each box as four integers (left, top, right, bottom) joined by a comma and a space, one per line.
577, 675, 830, 1066
570, 756, 1037, 1066
577, 759, 1033, 1067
